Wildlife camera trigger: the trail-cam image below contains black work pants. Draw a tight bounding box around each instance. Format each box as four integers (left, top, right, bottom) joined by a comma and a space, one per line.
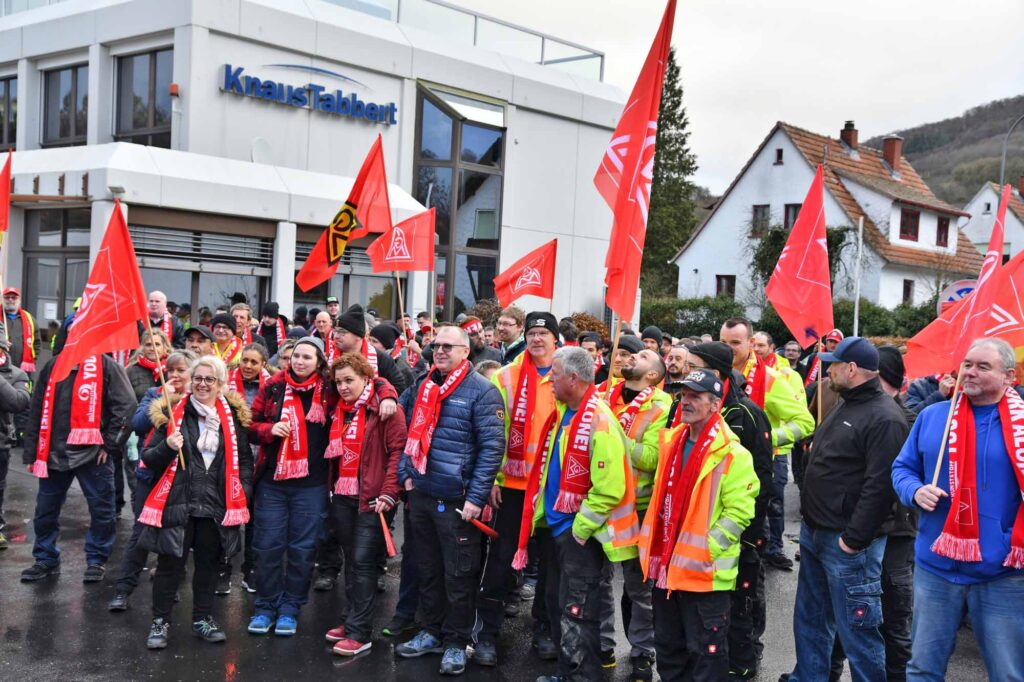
477, 487, 535, 643
544, 530, 606, 682
332, 495, 395, 642
728, 542, 767, 675
652, 587, 731, 682
151, 517, 223, 623
114, 472, 154, 594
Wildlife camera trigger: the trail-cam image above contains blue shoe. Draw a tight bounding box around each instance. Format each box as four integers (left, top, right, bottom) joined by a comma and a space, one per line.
274, 615, 297, 636
439, 647, 466, 675
247, 614, 273, 635
395, 629, 444, 658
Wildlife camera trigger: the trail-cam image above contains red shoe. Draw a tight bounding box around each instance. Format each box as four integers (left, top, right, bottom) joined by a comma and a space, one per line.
325, 624, 347, 642
332, 638, 371, 656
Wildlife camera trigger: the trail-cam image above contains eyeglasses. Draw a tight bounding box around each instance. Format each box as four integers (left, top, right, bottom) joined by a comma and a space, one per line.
434, 343, 468, 354
192, 376, 218, 385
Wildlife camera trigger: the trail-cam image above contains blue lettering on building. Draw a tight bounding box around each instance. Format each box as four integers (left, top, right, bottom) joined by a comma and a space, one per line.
221, 64, 397, 125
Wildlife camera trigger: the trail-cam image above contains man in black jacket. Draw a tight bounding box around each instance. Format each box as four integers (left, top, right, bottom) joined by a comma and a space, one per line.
333, 305, 411, 396
786, 337, 909, 682
685, 342, 774, 680
0, 332, 32, 550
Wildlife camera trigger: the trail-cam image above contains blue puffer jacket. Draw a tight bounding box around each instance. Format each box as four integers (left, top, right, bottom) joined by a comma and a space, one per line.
398, 368, 506, 507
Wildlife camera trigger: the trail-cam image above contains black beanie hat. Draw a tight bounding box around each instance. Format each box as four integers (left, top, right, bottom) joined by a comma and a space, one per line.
211, 313, 237, 334
261, 301, 280, 318
689, 342, 734, 377
877, 345, 905, 391
370, 323, 400, 350
337, 307, 367, 337
525, 311, 559, 339
641, 325, 663, 345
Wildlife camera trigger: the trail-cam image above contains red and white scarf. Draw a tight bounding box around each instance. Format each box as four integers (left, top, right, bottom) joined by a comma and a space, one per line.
137, 355, 166, 383
216, 337, 244, 365
763, 353, 779, 369
31, 356, 104, 478
804, 355, 821, 387
274, 371, 327, 480
933, 387, 1024, 568
512, 385, 601, 569
270, 318, 286, 348
139, 395, 249, 527
404, 359, 472, 474
321, 330, 338, 363
228, 367, 270, 399
361, 339, 379, 376
594, 353, 605, 373
646, 413, 725, 588
153, 312, 173, 341
744, 355, 767, 408
610, 383, 655, 433
240, 324, 253, 345
16, 309, 36, 372
505, 353, 541, 479
326, 381, 375, 495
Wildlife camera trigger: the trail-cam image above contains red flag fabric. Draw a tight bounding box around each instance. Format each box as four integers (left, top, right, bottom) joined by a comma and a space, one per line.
0, 150, 10, 233
764, 165, 834, 348
594, 0, 677, 321
905, 184, 1012, 377
51, 200, 148, 382
366, 208, 435, 273
493, 239, 558, 308
296, 134, 392, 291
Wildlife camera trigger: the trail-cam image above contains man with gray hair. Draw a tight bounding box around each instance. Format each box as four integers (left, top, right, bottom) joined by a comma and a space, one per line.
892, 338, 1024, 681
785, 336, 910, 681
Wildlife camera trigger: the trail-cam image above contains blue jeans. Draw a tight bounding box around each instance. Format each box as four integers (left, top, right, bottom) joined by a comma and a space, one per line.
252, 483, 327, 618
790, 523, 886, 682
907, 567, 1024, 681
32, 458, 116, 567
766, 455, 788, 556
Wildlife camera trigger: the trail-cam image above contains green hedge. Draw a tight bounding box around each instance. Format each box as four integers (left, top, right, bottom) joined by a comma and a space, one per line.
640, 296, 747, 338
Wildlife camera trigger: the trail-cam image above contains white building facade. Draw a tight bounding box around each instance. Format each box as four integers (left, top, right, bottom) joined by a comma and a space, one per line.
962, 181, 1024, 261
0, 0, 624, 346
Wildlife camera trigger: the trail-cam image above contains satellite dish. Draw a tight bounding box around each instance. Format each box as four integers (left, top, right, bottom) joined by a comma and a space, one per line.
251, 137, 273, 165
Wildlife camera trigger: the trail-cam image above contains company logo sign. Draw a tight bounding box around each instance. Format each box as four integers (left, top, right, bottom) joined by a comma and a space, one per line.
221, 64, 397, 125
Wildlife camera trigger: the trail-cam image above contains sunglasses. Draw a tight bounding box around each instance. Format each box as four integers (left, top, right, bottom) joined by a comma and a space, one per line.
434, 343, 468, 354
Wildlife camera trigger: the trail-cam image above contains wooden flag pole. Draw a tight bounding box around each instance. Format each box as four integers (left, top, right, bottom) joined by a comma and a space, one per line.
604, 313, 622, 400
930, 363, 965, 487
142, 313, 185, 468
394, 271, 407, 335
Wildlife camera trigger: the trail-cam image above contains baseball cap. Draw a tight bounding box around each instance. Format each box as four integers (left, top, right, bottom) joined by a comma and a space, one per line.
824, 329, 845, 343
185, 325, 215, 342
3, 287, 20, 297
325, 296, 340, 305
681, 369, 724, 399
818, 336, 878, 371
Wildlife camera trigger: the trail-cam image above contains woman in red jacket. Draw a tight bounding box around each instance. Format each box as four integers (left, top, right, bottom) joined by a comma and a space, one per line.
323, 352, 405, 657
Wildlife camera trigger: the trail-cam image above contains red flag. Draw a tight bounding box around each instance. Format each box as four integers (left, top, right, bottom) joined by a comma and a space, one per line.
594, 0, 677, 320
905, 184, 1012, 377
764, 165, 834, 348
0, 150, 11, 232
493, 239, 558, 308
51, 200, 148, 382
296, 134, 392, 291
366, 208, 435, 273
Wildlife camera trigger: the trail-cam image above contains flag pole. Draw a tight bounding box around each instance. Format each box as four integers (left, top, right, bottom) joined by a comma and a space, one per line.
816, 339, 824, 425
604, 312, 621, 400
394, 270, 408, 337
142, 313, 185, 468
0, 232, 9, 342
930, 363, 965, 487
852, 216, 864, 337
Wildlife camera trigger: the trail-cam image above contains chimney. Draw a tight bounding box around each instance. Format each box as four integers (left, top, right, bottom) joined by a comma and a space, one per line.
882, 135, 903, 175
840, 121, 858, 150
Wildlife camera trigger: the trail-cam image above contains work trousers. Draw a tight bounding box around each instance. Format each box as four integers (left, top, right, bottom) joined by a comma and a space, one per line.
151, 516, 222, 623
652, 587, 732, 682
544, 530, 606, 682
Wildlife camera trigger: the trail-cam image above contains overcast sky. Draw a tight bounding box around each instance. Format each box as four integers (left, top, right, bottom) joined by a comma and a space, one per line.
453, 0, 1024, 194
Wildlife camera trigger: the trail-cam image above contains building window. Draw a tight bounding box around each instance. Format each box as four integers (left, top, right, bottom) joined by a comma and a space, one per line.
984, 202, 992, 214
116, 48, 173, 148
902, 279, 914, 305
43, 64, 88, 146
899, 208, 920, 241
716, 275, 736, 298
414, 87, 505, 319
751, 204, 770, 237
936, 216, 949, 247
784, 203, 802, 230
774, 148, 784, 164
0, 76, 15, 151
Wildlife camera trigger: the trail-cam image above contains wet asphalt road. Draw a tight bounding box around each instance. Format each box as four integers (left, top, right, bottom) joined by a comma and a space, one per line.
0, 458, 987, 681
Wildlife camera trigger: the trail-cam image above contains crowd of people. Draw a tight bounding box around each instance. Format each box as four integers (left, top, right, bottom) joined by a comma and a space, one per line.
0, 287, 1021, 682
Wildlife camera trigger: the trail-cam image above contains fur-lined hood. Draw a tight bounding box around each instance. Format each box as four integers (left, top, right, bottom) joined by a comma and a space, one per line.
149, 390, 252, 428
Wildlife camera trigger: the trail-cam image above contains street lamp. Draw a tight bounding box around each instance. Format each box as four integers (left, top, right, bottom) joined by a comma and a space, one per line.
999, 111, 1024, 187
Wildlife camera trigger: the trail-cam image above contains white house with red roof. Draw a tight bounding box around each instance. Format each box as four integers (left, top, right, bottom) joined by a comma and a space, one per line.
962, 180, 1024, 262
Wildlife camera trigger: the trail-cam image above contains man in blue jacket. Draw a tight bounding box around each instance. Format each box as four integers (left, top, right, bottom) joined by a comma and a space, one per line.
396, 324, 505, 676
892, 338, 1024, 681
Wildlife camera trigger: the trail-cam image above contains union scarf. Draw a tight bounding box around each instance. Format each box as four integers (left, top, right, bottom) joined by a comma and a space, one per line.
31, 356, 104, 478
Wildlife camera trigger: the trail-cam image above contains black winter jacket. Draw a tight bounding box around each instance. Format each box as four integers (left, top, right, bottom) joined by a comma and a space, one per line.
721, 376, 774, 546
127, 363, 161, 403
375, 350, 412, 397
0, 362, 31, 449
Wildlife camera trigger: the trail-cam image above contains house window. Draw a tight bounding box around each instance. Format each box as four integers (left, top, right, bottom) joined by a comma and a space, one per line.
116, 48, 173, 148
784, 203, 802, 230
936, 216, 949, 247
899, 208, 920, 241
984, 202, 992, 214
751, 204, 770, 237
774, 148, 783, 165
43, 64, 88, 146
715, 275, 736, 298
902, 279, 914, 305
0, 76, 15, 151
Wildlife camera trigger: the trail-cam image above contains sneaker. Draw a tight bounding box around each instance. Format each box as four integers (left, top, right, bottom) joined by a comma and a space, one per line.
313, 573, 337, 592
274, 615, 297, 636
630, 654, 655, 682
395, 630, 444, 658
147, 618, 169, 649
325, 624, 347, 642
83, 564, 106, 583
108, 591, 130, 612
383, 613, 417, 637
439, 647, 466, 675
241, 571, 256, 593
247, 614, 273, 635
519, 582, 536, 600
504, 600, 520, 617
601, 649, 617, 668
215, 572, 231, 595
729, 667, 757, 681
21, 562, 60, 582
532, 633, 558, 661
474, 639, 497, 666
764, 553, 794, 571
192, 616, 227, 643
332, 637, 372, 656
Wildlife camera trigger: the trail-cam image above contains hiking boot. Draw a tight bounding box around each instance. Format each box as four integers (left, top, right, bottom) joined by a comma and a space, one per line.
83, 564, 105, 583
630, 654, 655, 682
383, 613, 417, 637
313, 573, 337, 592
601, 649, 617, 668
396, 630, 443, 658
764, 553, 794, 571
332, 637, 372, 656
215, 572, 231, 595
325, 624, 347, 642
532, 632, 558, 660
439, 647, 466, 675
192, 616, 227, 643
21, 562, 60, 582
474, 639, 497, 666
108, 591, 130, 612
147, 618, 169, 649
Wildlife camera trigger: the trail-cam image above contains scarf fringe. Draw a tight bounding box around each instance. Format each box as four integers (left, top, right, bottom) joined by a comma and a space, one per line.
648, 556, 663, 583
334, 476, 358, 496
931, 533, 983, 562
22, 362, 36, 373
1003, 545, 1024, 569
274, 458, 309, 481
655, 565, 669, 590
306, 399, 326, 424
512, 548, 529, 571
324, 440, 343, 460
67, 428, 103, 445
502, 459, 528, 479
30, 459, 49, 478
138, 506, 164, 527
553, 491, 584, 514
222, 508, 250, 527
